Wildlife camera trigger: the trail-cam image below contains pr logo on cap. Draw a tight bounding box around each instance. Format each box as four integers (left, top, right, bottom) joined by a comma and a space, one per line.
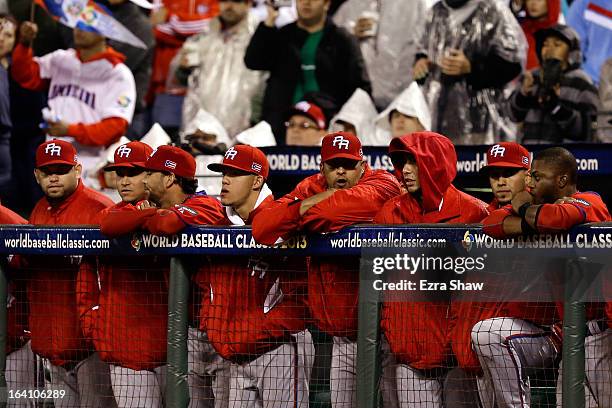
45, 143, 62, 156
117, 145, 132, 158
490, 144, 506, 158
225, 147, 238, 160
332, 135, 350, 150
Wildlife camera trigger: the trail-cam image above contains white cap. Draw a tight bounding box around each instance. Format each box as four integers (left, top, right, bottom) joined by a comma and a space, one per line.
182, 109, 230, 146
235, 121, 277, 147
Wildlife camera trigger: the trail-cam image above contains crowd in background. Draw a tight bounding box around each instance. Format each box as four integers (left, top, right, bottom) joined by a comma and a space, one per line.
0, 0, 609, 217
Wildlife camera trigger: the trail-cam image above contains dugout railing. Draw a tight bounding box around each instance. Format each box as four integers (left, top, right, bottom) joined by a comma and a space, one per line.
0, 223, 609, 408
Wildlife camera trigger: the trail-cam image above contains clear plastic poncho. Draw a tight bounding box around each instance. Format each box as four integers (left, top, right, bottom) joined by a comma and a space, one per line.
418, 0, 527, 145
333, 0, 428, 109
180, 13, 268, 142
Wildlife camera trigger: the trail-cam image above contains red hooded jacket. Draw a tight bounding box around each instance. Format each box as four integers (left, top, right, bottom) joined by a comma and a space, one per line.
520, 0, 561, 69
374, 132, 489, 369
252, 166, 402, 338
196, 191, 309, 362
27, 181, 113, 367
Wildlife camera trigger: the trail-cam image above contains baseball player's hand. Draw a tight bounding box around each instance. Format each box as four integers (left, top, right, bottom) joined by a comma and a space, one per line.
19, 22, 38, 45
46, 120, 70, 136
440, 49, 471, 76
511, 190, 534, 214
136, 200, 156, 210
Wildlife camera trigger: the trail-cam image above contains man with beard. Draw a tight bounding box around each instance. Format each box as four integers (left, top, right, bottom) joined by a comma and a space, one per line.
252, 132, 401, 407
482, 147, 611, 408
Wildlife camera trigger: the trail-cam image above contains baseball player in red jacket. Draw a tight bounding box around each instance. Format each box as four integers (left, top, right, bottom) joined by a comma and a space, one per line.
252, 132, 402, 408
87, 141, 171, 408
28, 140, 115, 407
201, 145, 313, 407
374, 132, 489, 408
0, 205, 36, 405
482, 147, 611, 408
100, 144, 229, 407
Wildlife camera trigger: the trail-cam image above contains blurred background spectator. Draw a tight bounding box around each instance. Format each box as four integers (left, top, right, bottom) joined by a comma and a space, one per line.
148, 0, 218, 140
0, 13, 15, 199
285, 100, 328, 146
244, 0, 371, 144
597, 57, 612, 141
567, 0, 612, 86
508, 24, 599, 143
328, 88, 378, 144
333, 0, 427, 110
519, 0, 562, 70
177, 0, 266, 142
413, 0, 526, 145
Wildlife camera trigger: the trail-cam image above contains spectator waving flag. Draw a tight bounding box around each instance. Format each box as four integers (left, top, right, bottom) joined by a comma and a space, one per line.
34, 0, 147, 49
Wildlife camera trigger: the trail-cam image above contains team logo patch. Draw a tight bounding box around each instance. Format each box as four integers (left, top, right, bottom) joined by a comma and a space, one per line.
176, 205, 198, 216
225, 147, 238, 160
164, 160, 177, 169
131, 234, 141, 251
80, 6, 99, 25
462, 230, 474, 252
45, 143, 62, 156
522, 156, 529, 165
490, 144, 506, 157
574, 198, 591, 207
332, 135, 350, 150
117, 95, 132, 108
66, 1, 84, 17
252, 163, 262, 172
117, 145, 132, 158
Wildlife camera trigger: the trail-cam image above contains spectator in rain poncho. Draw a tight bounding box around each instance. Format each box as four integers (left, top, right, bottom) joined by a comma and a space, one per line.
328, 88, 378, 145
333, 0, 427, 109
413, 0, 527, 145
598, 58, 612, 142
177, 0, 266, 141
374, 82, 432, 146
181, 109, 230, 196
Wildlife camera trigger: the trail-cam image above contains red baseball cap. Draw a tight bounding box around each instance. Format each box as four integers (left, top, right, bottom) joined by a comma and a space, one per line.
208, 144, 270, 180
105, 141, 153, 171
321, 132, 363, 162
142, 145, 196, 179
481, 142, 531, 172
287, 101, 327, 129
36, 139, 78, 168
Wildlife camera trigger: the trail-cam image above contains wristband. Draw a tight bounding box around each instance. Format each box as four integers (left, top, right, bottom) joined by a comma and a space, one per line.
518, 202, 531, 219
521, 218, 536, 234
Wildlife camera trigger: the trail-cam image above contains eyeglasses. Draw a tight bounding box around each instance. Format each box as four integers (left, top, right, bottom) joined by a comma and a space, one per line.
285, 121, 318, 130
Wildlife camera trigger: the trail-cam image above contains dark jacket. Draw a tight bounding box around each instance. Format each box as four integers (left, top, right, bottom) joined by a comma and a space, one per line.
508, 24, 599, 143
244, 19, 371, 144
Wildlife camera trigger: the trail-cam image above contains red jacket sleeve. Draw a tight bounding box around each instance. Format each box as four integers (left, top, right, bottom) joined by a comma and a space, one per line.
76, 259, 99, 340
251, 179, 320, 246
535, 203, 587, 233
144, 197, 225, 235
482, 207, 514, 238
100, 207, 158, 237
67, 117, 129, 147
301, 171, 402, 233
10, 44, 47, 91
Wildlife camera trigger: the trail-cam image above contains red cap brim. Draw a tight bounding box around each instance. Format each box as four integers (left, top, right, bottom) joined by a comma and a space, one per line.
480, 162, 529, 173
104, 162, 147, 171
207, 162, 263, 178
323, 153, 362, 162
36, 159, 76, 168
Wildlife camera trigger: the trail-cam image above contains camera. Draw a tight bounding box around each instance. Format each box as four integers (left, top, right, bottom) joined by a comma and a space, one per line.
537, 58, 564, 102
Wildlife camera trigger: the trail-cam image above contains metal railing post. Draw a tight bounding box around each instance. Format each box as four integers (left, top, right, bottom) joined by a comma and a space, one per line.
166, 256, 191, 408
0, 260, 7, 408
562, 258, 587, 408
357, 257, 381, 408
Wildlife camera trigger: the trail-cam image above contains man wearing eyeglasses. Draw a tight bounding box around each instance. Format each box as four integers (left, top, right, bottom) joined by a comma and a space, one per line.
285, 100, 328, 146
252, 132, 401, 408
28, 139, 116, 407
